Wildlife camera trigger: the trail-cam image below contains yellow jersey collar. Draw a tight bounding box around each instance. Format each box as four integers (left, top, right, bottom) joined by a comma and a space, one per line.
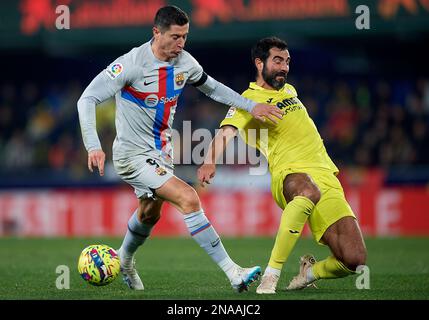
249, 82, 286, 92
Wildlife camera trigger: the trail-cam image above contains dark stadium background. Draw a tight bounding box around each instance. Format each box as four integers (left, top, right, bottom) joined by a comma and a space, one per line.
0, 0, 428, 302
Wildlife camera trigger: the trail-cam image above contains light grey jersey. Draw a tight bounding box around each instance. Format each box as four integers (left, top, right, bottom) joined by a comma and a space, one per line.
77, 40, 257, 164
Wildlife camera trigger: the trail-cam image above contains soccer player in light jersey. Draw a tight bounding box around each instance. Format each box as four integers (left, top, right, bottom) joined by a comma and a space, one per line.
77, 6, 283, 292
198, 37, 367, 294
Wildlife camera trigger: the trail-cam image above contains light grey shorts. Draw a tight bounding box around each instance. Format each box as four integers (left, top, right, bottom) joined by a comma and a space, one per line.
113, 154, 174, 199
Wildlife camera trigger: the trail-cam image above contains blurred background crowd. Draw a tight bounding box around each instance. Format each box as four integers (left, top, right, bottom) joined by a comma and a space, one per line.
1, 54, 428, 186
1, 0, 428, 188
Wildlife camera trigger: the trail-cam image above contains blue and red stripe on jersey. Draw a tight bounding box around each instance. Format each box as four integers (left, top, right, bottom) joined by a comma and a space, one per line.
121, 86, 157, 109
120, 66, 183, 151
153, 66, 174, 151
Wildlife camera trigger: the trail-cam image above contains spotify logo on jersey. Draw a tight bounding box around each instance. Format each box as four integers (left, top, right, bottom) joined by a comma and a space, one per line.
144, 94, 159, 107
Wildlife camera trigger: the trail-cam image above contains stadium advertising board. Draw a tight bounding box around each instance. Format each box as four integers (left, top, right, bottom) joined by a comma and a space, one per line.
0, 186, 428, 237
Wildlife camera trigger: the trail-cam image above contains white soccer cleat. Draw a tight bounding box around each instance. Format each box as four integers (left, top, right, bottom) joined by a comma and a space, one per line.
117, 248, 144, 290
230, 266, 262, 293
286, 254, 317, 290
256, 273, 279, 294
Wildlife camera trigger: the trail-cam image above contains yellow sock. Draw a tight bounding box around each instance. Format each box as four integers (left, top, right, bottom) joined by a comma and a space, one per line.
312, 256, 355, 279
268, 196, 314, 270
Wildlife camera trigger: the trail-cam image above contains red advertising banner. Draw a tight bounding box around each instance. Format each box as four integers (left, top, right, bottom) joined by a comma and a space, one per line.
0, 185, 428, 237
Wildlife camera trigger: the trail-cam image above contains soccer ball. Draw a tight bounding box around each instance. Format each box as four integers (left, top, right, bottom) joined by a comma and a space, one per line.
77, 244, 121, 286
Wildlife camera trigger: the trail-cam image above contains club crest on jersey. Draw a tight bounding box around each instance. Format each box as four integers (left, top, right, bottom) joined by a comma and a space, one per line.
175, 73, 185, 86
144, 94, 159, 107
225, 107, 236, 118
155, 166, 167, 176
106, 63, 123, 80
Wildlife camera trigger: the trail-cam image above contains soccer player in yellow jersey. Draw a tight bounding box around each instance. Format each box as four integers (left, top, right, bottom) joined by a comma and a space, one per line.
198, 37, 367, 294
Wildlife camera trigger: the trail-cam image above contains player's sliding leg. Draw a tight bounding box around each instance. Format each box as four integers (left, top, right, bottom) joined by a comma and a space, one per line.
257, 196, 315, 293
257, 173, 320, 294
286, 256, 353, 291
117, 198, 163, 290
156, 176, 261, 292
287, 217, 367, 290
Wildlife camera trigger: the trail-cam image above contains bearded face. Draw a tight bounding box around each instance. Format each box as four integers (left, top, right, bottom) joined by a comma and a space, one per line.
262, 63, 287, 90
258, 47, 290, 90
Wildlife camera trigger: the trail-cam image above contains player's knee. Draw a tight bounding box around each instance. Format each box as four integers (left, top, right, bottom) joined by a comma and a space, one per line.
300, 184, 321, 205
178, 188, 201, 213
138, 200, 162, 225
343, 249, 367, 271
142, 212, 161, 225
284, 173, 321, 204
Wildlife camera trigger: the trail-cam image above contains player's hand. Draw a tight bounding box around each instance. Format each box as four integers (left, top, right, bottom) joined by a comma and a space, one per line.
250, 103, 284, 124
197, 164, 216, 187
88, 149, 105, 176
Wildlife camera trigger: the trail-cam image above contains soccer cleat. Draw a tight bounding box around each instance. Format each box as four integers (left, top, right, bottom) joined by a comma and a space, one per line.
286, 254, 317, 290
117, 248, 144, 290
256, 273, 279, 294
230, 266, 262, 293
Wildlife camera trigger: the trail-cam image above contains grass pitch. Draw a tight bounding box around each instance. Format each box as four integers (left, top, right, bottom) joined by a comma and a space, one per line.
1, 237, 428, 300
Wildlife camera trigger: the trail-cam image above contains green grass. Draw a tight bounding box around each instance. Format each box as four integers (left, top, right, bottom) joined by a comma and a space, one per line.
0, 237, 428, 300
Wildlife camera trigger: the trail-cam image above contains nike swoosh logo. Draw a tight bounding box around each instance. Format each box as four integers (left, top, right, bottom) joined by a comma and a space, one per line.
211, 238, 220, 247
144, 80, 156, 86
289, 230, 299, 234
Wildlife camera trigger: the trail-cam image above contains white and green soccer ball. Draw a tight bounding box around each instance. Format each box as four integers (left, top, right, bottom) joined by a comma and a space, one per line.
78, 244, 120, 286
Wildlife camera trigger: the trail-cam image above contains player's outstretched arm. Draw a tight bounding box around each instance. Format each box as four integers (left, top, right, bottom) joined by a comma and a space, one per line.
78, 58, 134, 176
77, 67, 124, 153
198, 125, 238, 187
77, 72, 114, 176
195, 75, 283, 124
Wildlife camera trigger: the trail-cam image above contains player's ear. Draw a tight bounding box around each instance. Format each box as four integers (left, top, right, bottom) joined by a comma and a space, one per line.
153, 26, 161, 39
255, 58, 264, 73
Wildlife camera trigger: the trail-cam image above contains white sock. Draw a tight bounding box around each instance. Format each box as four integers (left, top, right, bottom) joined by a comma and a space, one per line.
119, 210, 154, 261
219, 257, 238, 280
184, 209, 237, 280
264, 266, 281, 277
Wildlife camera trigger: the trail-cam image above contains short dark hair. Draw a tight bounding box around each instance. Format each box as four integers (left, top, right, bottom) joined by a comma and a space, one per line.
251, 37, 288, 73
154, 5, 189, 32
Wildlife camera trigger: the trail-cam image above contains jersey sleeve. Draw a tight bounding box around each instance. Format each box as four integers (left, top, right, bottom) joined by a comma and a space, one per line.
219, 89, 255, 129
220, 104, 263, 152
77, 55, 138, 152
285, 83, 298, 96
220, 89, 264, 152
220, 106, 253, 129
184, 52, 204, 84
84, 55, 138, 102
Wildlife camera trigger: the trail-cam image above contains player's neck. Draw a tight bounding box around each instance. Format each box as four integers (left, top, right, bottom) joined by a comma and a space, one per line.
151, 42, 170, 62
256, 78, 276, 91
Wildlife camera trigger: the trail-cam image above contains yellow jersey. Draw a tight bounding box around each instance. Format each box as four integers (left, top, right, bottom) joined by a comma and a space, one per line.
220, 82, 338, 175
